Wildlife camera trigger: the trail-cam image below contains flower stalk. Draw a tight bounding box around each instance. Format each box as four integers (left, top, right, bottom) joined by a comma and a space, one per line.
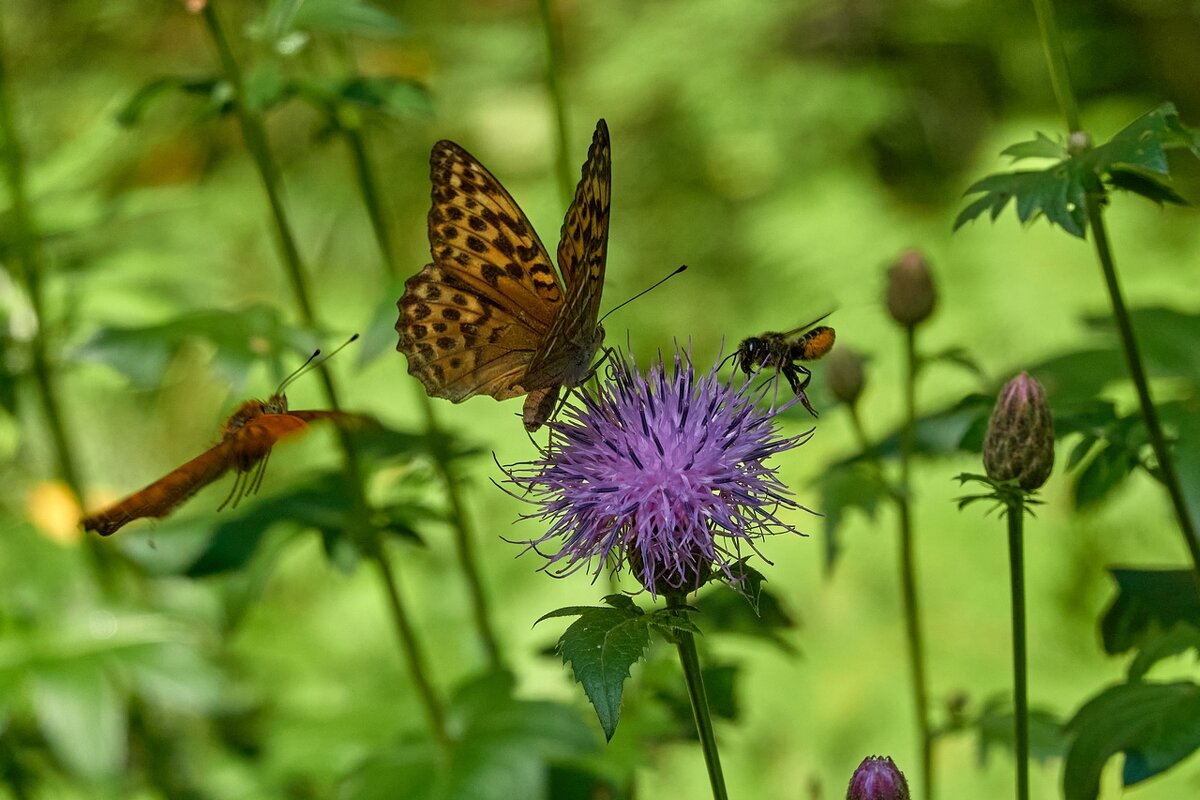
1007, 497, 1030, 800
536, 0, 573, 206
668, 592, 729, 800
200, 1, 449, 748
1030, 0, 1200, 577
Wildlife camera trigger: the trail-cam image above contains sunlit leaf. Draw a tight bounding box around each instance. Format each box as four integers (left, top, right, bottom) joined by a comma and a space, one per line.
31, 664, 126, 779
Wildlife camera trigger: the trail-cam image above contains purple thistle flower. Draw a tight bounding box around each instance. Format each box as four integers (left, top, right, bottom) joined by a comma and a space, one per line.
503, 347, 814, 598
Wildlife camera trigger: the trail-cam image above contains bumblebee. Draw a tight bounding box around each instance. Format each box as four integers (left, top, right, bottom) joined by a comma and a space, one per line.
732, 314, 836, 416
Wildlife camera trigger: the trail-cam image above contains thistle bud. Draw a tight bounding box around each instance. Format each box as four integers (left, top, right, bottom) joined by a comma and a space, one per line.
846, 755, 910, 800
825, 346, 866, 406
885, 249, 937, 327
983, 372, 1054, 492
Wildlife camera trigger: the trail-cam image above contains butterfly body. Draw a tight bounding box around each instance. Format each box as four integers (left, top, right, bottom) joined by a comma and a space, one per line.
734, 315, 836, 417
397, 119, 611, 431
82, 394, 346, 536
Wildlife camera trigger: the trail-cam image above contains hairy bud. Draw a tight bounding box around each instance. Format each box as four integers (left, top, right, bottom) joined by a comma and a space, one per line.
847, 755, 910, 800
983, 372, 1055, 491
885, 249, 937, 327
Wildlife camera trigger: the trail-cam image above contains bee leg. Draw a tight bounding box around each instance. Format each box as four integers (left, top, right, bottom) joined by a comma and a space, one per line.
784, 364, 819, 418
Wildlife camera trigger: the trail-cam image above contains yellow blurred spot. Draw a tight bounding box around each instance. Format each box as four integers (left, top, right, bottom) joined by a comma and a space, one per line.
27, 481, 84, 545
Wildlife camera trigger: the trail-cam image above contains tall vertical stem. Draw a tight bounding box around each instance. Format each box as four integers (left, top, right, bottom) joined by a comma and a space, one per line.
899, 325, 933, 800
201, 2, 449, 747
1007, 499, 1030, 800
536, 0, 573, 206
1030, 0, 1200, 576
667, 593, 728, 800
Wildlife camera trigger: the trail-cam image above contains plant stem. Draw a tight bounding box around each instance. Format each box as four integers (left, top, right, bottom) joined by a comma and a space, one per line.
667, 593, 728, 800
1087, 203, 1200, 573
201, 1, 449, 747
0, 20, 83, 503
899, 325, 934, 800
535, 0, 573, 206
1030, 0, 1200, 576
341, 122, 506, 671
1006, 498, 1030, 800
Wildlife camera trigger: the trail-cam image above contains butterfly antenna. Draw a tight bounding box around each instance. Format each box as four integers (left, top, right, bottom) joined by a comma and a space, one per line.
599, 265, 687, 324
275, 333, 361, 395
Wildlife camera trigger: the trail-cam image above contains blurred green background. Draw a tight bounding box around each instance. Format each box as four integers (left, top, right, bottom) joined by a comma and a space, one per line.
4, 0, 1200, 797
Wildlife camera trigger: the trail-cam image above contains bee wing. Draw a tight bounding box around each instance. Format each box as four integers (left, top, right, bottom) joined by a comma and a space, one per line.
780, 311, 835, 337
81, 439, 239, 536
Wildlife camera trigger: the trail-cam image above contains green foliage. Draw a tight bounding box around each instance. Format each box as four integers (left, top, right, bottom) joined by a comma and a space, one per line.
694, 563, 799, 654
973, 695, 1066, 766
1100, 568, 1200, 657
955, 103, 1200, 238
1063, 681, 1200, 800
539, 596, 652, 741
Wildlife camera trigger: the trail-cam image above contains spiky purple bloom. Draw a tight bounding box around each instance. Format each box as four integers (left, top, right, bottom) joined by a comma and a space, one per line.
503, 348, 813, 597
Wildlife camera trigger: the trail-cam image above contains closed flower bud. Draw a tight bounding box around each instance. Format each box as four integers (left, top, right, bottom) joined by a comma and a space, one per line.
885, 249, 937, 327
825, 346, 866, 406
847, 755, 910, 800
983, 372, 1054, 491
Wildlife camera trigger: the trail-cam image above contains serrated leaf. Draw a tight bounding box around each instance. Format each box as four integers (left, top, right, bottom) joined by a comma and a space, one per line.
1073, 443, 1137, 508
1001, 132, 1066, 161
693, 568, 798, 654
1063, 681, 1200, 800
1127, 624, 1200, 681
551, 601, 651, 741
1100, 568, 1200, 656
1108, 166, 1188, 205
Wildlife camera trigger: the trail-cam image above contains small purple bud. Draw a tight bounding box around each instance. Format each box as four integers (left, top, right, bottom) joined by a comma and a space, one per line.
885, 249, 937, 328
846, 755, 910, 800
825, 346, 867, 407
983, 372, 1055, 491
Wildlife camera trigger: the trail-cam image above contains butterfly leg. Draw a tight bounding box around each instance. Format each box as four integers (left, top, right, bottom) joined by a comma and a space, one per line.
247, 452, 272, 498
217, 470, 247, 512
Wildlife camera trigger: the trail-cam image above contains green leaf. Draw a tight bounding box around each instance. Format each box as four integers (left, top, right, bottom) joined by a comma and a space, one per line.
693, 566, 799, 654
116, 76, 222, 126
31, 663, 126, 779
1063, 681, 1200, 799
1127, 624, 1200, 681
291, 0, 404, 37
338, 76, 433, 120
73, 304, 314, 391
1100, 568, 1200, 656
1073, 442, 1137, 508
544, 597, 652, 740
1001, 132, 1067, 161
975, 695, 1066, 766
819, 461, 888, 572
955, 103, 1199, 239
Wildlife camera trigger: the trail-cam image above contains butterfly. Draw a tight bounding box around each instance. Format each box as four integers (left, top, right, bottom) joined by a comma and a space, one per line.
396, 118, 611, 432
82, 344, 364, 536
730, 313, 836, 417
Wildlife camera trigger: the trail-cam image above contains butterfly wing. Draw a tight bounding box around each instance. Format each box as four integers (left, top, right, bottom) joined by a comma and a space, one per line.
81, 439, 238, 536
396, 139, 566, 403
520, 119, 612, 429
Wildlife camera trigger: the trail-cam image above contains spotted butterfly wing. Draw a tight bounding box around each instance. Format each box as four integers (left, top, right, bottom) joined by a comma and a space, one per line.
396, 119, 611, 431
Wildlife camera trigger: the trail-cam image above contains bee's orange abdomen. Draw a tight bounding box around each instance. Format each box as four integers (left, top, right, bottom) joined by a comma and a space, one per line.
796, 326, 836, 361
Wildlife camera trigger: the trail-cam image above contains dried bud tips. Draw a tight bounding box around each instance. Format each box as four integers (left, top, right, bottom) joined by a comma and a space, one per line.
825, 346, 867, 406
885, 249, 937, 328
983, 372, 1055, 492
847, 755, 910, 800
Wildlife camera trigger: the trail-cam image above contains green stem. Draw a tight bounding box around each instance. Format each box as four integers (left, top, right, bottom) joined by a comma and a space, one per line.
1006, 499, 1029, 800
201, 1, 449, 747
1085, 202, 1200, 574
341, 120, 506, 671
667, 593, 728, 800
1030, 0, 1200, 576
899, 325, 934, 800
1030, 0, 1081, 132
0, 19, 83, 503
535, 0, 573, 206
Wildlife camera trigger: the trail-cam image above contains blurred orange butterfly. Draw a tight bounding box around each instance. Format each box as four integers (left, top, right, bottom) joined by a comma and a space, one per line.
82, 341, 363, 537
396, 119, 611, 431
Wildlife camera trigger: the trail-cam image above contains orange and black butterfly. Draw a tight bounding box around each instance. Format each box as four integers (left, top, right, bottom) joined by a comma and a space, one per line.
396, 119, 611, 432
731, 314, 836, 416
82, 341, 364, 536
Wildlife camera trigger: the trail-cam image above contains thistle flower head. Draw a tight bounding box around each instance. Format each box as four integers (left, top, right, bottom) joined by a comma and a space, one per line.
983, 372, 1055, 492
503, 347, 813, 598
846, 755, 910, 800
